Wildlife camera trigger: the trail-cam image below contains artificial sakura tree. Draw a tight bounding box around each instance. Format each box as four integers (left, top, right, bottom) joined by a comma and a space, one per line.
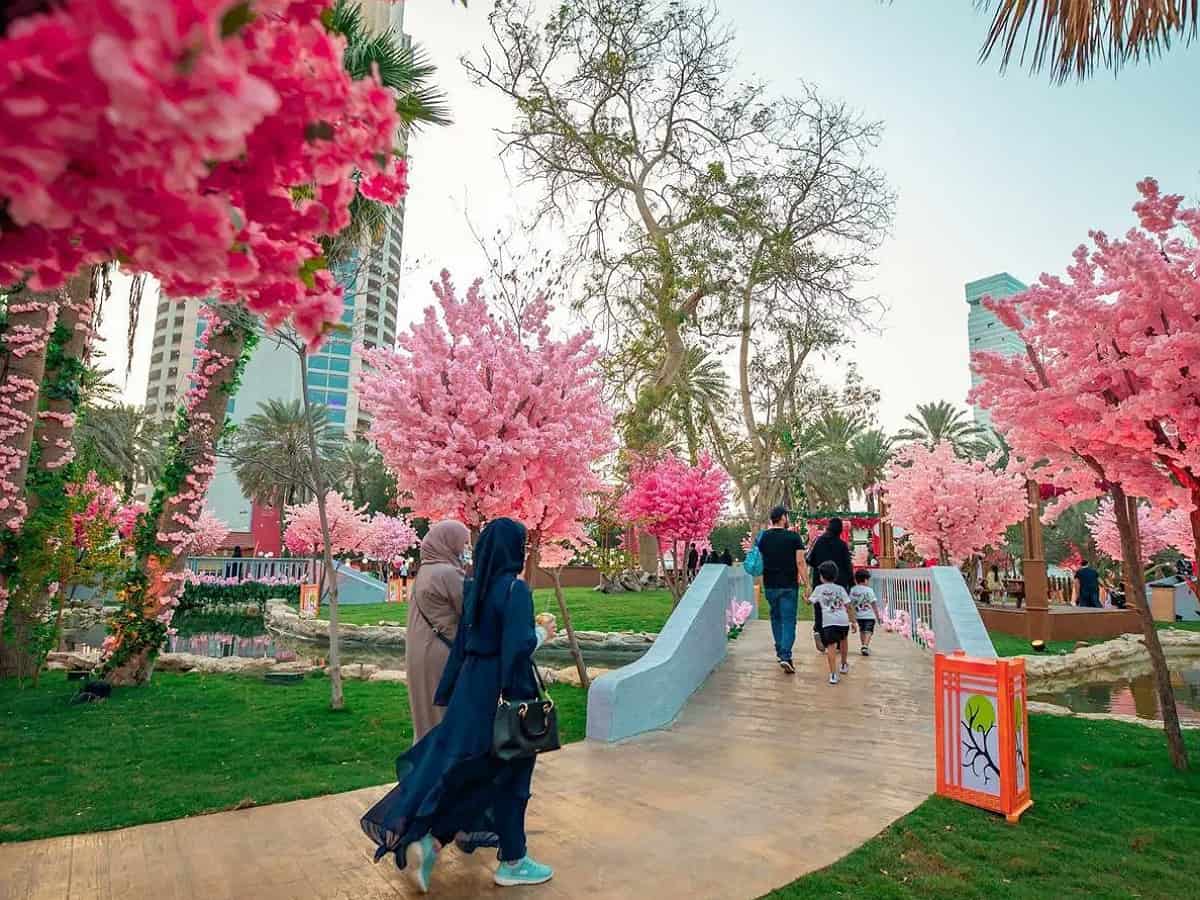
1088, 499, 1194, 570
359, 271, 614, 664
183, 509, 232, 557
619, 452, 729, 605
284, 491, 370, 559
971, 178, 1200, 770
361, 513, 420, 578
882, 441, 1027, 566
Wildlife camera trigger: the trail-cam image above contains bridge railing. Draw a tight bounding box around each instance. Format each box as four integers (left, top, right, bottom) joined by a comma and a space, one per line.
871, 567, 996, 659
587, 562, 753, 743
186, 556, 317, 584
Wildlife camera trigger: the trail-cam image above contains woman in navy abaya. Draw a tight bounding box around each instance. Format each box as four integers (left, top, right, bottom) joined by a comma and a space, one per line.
361, 517, 556, 891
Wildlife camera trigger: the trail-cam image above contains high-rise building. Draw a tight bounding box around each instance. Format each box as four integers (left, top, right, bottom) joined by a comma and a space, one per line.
965, 272, 1027, 426
142, 1, 411, 547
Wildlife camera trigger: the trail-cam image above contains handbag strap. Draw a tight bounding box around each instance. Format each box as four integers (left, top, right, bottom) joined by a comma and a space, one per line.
417, 605, 454, 649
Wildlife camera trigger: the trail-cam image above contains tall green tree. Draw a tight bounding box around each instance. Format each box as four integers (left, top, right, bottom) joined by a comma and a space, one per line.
851, 428, 893, 514
75, 403, 166, 498
333, 439, 396, 514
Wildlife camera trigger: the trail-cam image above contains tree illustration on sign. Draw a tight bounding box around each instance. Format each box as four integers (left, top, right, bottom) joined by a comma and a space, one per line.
962, 694, 1001, 786
1014, 695, 1026, 774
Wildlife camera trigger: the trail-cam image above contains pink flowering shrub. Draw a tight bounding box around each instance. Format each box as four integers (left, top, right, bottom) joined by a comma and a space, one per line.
0, 1, 407, 343
883, 442, 1027, 565
358, 272, 614, 549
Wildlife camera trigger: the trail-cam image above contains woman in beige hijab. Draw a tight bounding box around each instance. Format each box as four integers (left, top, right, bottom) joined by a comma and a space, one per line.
406, 520, 471, 742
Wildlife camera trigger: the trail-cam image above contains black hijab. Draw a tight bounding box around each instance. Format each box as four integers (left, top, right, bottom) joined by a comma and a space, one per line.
463, 517, 527, 628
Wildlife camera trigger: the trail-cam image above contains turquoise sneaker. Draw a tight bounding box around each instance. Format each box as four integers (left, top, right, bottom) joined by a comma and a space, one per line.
494, 856, 554, 887
408, 834, 438, 893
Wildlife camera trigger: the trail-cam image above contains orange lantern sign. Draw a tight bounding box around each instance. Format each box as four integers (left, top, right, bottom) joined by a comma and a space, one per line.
387, 578, 407, 604
934, 651, 1032, 823
298, 583, 320, 619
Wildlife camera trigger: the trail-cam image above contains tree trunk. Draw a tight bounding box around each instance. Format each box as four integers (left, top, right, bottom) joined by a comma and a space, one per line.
106, 312, 250, 685
1111, 485, 1189, 771
551, 569, 589, 688
299, 351, 343, 710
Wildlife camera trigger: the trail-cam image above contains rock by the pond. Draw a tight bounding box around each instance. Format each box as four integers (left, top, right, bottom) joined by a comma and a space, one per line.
367, 669, 407, 683
552, 665, 608, 687
1023, 630, 1200, 692
265, 599, 408, 647
325, 662, 381, 680
1028, 698, 1200, 730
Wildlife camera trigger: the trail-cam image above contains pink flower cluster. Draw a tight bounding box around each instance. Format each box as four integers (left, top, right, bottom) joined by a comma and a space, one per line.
0, 295, 58, 532
620, 452, 729, 546
883, 441, 1028, 564
115, 501, 148, 541
181, 508, 230, 556
64, 470, 122, 549
284, 490, 370, 557
1087, 499, 1194, 564
361, 512, 420, 565
726, 599, 753, 630
971, 179, 1200, 560
181, 571, 301, 587
0, 1, 407, 343
358, 272, 615, 547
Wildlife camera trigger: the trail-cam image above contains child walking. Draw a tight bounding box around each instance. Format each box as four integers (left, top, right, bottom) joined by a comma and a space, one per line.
849, 568, 882, 656
809, 561, 854, 685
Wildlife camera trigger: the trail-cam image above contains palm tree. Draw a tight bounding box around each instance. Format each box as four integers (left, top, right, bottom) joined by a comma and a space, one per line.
75, 403, 167, 498
230, 399, 342, 546
851, 429, 893, 514
896, 400, 992, 458
663, 346, 730, 463
978, 1, 1196, 81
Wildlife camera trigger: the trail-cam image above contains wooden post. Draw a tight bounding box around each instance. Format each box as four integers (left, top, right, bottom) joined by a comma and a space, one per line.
1023, 479, 1050, 641
878, 496, 896, 569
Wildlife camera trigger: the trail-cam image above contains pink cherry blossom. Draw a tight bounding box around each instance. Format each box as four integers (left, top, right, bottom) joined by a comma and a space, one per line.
358, 271, 614, 548
360, 513, 420, 565
0, 1, 407, 343
181, 508, 230, 556
883, 441, 1028, 565
1087, 499, 1194, 564
971, 178, 1200, 563
620, 452, 728, 547
284, 491, 370, 557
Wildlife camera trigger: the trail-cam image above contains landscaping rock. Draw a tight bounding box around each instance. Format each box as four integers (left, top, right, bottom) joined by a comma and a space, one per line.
367, 669, 407, 683
552, 665, 608, 687
265, 600, 407, 648
1023, 630, 1200, 692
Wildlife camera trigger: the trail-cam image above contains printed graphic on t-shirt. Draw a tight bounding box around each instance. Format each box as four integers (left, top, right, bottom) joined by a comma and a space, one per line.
810, 583, 851, 627
849, 585, 877, 619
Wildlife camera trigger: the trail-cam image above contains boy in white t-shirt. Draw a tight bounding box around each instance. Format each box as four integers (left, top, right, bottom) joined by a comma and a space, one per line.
850, 568, 882, 657
809, 560, 854, 685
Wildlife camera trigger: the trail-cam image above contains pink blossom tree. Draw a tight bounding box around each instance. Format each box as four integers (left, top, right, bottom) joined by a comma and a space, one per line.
970, 178, 1200, 770
284, 492, 370, 559
358, 272, 614, 547
183, 509, 231, 557
1087, 500, 1193, 567
619, 452, 728, 604
882, 442, 1028, 566
361, 513, 420, 575
0, 0, 407, 343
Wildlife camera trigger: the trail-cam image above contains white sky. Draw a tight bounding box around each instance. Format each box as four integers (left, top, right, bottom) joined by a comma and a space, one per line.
97, 1, 1200, 433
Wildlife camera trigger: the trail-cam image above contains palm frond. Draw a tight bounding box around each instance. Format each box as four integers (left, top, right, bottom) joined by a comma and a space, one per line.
979, 0, 1198, 81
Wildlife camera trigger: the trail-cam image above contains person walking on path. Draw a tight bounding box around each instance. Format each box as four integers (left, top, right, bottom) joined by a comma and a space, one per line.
1074, 559, 1102, 608
805, 518, 854, 648
406, 520, 470, 743
755, 505, 806, 674
720, 548, 734, 566
361, 518, 558, 891
686, 543, 699, 581
810, 561, 854, 685
849, 568, 882, 656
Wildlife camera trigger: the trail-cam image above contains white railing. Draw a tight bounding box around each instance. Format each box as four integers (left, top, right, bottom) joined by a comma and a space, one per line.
186, 556, 317, 583
871, 567, 996, 658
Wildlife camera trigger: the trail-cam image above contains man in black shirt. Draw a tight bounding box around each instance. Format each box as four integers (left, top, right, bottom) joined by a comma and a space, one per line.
1074, 560, 1101, 607
756, 505, 806, 674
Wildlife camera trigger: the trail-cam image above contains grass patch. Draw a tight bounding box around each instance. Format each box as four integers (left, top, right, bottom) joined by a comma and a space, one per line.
0, 672, 586, 844
989, 621, 1200, 658
301, 587, 680, 634
765, 715, 1200, 899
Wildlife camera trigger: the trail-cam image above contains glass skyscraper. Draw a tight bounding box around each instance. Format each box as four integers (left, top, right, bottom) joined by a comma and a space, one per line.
965, 272, 1027, 426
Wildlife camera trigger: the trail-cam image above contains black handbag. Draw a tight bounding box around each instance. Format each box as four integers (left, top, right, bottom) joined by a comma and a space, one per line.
493, 662, 560, 761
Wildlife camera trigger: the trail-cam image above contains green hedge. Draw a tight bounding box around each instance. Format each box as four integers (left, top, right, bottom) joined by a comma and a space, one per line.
177, 581, 300, 615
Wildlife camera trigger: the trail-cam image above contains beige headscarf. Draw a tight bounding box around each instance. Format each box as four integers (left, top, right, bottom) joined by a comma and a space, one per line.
419, 520, 470, 569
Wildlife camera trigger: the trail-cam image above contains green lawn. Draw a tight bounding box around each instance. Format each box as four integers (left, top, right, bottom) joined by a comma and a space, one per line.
989, 621, 1200, 658
301, 587, 679, 633
768, 715, 1200, 899
0, 672, 586, 844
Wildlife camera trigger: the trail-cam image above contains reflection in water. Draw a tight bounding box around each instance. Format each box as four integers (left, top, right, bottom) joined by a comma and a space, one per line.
1034, 668, 1200, 724
167, 633, 279, 659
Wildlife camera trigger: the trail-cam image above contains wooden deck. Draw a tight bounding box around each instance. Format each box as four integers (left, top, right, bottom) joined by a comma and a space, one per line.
0, 623, 935, 900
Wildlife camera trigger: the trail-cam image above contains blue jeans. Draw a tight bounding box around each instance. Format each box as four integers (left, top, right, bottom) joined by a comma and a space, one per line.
765, 587, 799, 662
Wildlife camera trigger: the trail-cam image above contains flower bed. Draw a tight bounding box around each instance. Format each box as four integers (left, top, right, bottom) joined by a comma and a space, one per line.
176, 579, 300, 616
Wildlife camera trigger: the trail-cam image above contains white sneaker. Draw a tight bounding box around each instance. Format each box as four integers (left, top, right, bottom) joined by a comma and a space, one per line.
839, 662, 849, 674
828, 673, 838, 685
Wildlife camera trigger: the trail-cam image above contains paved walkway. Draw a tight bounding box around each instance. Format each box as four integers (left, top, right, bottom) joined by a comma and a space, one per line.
0, 624, 934, 900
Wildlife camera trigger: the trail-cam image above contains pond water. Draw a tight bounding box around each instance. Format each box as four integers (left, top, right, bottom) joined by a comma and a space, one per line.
1032, 667, 1200, 725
